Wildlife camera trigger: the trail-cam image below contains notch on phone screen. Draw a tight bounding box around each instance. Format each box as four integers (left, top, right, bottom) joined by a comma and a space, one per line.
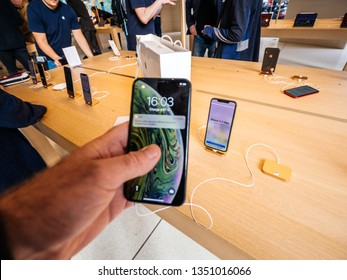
124, 78, 191, 206
204, 98, 237, 153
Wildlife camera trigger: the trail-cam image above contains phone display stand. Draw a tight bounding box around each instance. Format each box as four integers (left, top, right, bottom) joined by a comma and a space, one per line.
260, 69, 275, 75
41, 82, 53, 88
68, 92, 82, 99
204, 147, 226, 156
85, 99, 99, 106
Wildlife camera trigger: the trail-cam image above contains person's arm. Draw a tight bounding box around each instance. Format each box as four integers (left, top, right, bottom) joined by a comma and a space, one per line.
0, 89, 47, 129
0, 122, 161, 259
134, 0, 176, 25
32, 32, 63, 66
202, 0, 249, 43
185, 0, 197, 35
71, 29, 93, 58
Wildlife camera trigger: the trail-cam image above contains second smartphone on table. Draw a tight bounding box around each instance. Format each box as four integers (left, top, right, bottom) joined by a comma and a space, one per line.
64, 66, 75, 98
204, 98, 237, 153
80, 73, 93, 105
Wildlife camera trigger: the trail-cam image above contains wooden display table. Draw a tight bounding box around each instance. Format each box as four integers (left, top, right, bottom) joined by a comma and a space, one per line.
5, 56, 347, 259
261, 19, 347, 40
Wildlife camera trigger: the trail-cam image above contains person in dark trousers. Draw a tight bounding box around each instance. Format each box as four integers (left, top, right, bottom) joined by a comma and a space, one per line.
202, 0, 262, 61
186, 0, 219, 57
0, 0, 31, 75
66, 0, 102, 56
0, 88, 47, 192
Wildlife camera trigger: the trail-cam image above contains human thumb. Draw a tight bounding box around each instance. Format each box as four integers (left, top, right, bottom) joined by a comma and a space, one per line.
115, 144, 161, 183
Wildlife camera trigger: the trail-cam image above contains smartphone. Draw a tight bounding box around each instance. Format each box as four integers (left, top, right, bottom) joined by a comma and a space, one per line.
27, 59, 37, 84
37, 62, 47, 87
80, 73, 93, 105
261, 47, 280, 74
64, 66, 74, 98
284, 85, 319, 98
124, 78, 191, 206
261, 13, 272, 27
204, 98, 237, 153
341, 13, 347, 28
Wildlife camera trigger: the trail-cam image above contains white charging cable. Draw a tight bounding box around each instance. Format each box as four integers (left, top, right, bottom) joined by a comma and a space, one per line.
134, 124, 281, 230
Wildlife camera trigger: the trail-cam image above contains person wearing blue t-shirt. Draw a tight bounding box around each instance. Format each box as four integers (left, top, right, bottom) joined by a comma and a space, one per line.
27, 0, 93, 68
125, 0, 176, 51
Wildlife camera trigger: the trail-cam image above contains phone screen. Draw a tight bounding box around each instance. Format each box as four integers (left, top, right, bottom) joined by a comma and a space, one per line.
80, 73, 92, 105
27, 59, 37, 84
64, 66, 74, 98
124, 78, 191, 206
204, 99, 237, 153
284, 85, 319, 98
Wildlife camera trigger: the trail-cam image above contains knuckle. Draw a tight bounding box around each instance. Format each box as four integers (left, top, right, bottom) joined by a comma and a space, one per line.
123, 152, 142, 171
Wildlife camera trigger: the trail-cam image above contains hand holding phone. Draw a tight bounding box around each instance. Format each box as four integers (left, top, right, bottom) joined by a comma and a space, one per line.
124, 78, 191, 206
204, 98, 237, 153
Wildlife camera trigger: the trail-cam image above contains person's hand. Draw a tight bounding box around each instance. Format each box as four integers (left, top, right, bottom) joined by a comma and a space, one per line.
0, 122, 161, 259
189, 25, 198, 36
53, 57, 63, 68
202, 25, 214, 39
160, 0, 176, 6
10, 0, 23, 8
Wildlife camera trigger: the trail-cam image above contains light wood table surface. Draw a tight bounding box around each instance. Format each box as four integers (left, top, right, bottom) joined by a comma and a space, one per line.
191, 57, 347, 122
5, 58, 347, 259
81, 52, 347, 121
79, 51, 139, 78
261, 19, 347, 40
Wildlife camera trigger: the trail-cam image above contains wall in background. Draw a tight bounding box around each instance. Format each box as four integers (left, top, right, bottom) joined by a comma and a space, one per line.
285, 0, 346, 19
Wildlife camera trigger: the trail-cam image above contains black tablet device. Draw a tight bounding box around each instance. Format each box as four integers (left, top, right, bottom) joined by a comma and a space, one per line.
261, 13, 272, 27
293, 13, 318, 27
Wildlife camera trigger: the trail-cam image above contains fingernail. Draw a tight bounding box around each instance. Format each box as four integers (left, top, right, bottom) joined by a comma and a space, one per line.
142, 145, 159, 159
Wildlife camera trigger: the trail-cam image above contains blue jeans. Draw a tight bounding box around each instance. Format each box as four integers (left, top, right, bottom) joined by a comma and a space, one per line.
192, 35, 216, 58
0, 47, 30, 75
